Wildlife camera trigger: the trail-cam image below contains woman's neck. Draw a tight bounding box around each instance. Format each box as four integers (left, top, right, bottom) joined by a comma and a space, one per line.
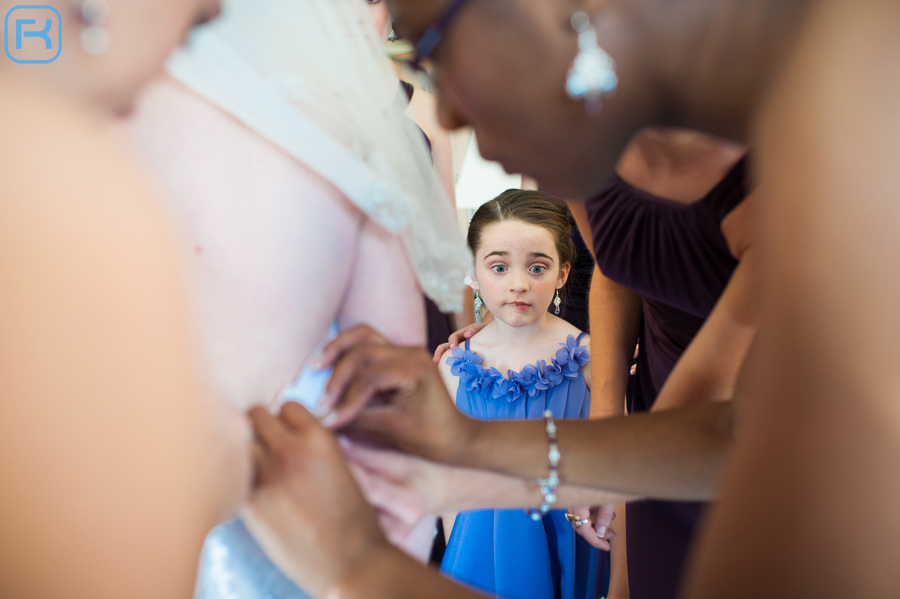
649, 0, 811, 141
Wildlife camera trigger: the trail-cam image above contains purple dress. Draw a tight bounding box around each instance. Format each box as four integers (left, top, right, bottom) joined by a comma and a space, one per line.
586, 157, 748, 599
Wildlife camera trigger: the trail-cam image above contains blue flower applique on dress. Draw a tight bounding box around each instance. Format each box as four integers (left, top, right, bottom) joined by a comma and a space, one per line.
557, 334, 590, 379
446, 334, 590, 403
449, 345, 485, 394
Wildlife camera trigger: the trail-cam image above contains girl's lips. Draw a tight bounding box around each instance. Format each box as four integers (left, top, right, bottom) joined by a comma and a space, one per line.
510, 302, 531, 308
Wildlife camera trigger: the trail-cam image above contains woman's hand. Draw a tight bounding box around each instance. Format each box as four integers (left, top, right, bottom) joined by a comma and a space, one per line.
315, 325, 481, 463
567, 505, 617, 551
342, 441, 438, 527
342, 440, 539, 519
432, 321, 489, 363
242, 402, 393, 598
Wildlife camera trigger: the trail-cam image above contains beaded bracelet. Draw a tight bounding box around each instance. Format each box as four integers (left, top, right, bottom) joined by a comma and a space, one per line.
530, 409, 560, 521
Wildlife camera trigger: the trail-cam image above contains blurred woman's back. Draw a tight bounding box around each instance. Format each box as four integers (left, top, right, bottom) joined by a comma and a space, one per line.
0, 75, 235, 599
0, 0, 252, 595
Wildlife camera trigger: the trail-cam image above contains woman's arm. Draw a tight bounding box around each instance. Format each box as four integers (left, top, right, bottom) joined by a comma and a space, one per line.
568, 202, 643, 418
321, 328, 733, 501
686, 2, 900, 596
462, 401, 733, 500
344, 441, 630, 515
338, 216, 426, 347
586, 266, 642, 417
568, 200, 637, 596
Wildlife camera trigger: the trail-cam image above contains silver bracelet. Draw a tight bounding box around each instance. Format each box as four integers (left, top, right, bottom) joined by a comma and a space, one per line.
531, 409, 560, 521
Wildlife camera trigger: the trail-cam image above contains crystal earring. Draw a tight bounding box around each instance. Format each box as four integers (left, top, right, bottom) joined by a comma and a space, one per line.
553, 289, 561, 315
474, 289, 483, 320
388, 28, 398, 42
565, 12, 618, 114
80, 0, 110, 56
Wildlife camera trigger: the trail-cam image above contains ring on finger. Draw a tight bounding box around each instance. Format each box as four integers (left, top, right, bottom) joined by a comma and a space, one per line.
564, 513, 591, 527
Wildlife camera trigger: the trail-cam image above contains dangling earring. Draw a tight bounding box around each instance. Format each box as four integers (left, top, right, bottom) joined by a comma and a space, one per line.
565, 12, 618, 114
80, 0, 110, 56
553, 289, 562, 315
474, 290, 483, 320
388, 28, 398, 42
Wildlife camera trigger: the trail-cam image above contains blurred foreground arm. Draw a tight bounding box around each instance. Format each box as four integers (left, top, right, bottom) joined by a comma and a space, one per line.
0, 88, 239, 598
686, 2, 900, 596
244, 403, 489, 599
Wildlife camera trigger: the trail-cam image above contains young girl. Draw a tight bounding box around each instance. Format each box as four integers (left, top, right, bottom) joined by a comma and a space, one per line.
438, 189, 603, 599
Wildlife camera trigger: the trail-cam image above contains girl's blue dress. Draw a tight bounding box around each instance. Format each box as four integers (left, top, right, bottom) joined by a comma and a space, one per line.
440, 333, 607, 599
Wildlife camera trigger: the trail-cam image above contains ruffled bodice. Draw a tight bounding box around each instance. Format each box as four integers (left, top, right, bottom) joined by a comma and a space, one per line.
448, 333, 590, 421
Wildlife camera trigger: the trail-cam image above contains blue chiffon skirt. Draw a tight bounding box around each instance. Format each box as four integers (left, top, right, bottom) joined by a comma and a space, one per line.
441, 508, 608, 599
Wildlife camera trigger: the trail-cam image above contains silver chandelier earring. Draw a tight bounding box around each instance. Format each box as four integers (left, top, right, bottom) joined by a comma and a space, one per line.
80, 0, 110, 56
554, 289, 562, 315
565, 12, 618, 114
474, 290, 483, 320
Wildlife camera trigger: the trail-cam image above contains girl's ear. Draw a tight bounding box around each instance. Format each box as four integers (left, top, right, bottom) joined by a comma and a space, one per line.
557, 262, 572, 289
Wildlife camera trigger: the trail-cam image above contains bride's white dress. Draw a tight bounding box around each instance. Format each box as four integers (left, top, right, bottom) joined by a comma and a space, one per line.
166, 1, 469, 597
169, 0, 467, 313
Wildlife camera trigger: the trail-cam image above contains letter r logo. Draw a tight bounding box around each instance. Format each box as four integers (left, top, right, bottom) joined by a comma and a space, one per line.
4, 5, 61, 64
16, 18, 53, 50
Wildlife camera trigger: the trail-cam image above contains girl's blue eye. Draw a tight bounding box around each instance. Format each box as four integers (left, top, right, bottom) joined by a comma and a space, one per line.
530, 266, 546, 274
492, 265, 508, 273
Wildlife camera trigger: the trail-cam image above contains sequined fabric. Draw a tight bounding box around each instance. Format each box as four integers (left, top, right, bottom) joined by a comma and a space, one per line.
195, 520, 314, 599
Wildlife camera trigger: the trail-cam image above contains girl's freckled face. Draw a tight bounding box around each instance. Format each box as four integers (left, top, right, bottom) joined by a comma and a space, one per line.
473, 220, 566, 327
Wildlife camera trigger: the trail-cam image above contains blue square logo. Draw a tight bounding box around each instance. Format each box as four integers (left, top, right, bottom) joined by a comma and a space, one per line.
5, 5, 62, 64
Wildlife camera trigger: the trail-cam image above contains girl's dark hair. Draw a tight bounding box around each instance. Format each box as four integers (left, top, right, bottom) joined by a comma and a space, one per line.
467, 189, 576, 268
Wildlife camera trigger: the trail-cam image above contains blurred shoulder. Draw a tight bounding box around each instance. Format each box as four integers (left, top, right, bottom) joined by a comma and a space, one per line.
0, 80, 185, 291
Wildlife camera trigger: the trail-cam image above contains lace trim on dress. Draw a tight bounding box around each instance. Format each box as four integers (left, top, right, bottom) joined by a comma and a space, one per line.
447, 335, 589, 403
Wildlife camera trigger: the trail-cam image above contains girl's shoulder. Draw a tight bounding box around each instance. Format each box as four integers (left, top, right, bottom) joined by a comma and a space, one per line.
444, 328, 488, 371
437, 346, 463, 401
550, 315, 590, 350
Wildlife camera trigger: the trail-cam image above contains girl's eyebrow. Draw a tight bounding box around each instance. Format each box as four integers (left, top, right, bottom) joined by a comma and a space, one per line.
482, 251, 555, 262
